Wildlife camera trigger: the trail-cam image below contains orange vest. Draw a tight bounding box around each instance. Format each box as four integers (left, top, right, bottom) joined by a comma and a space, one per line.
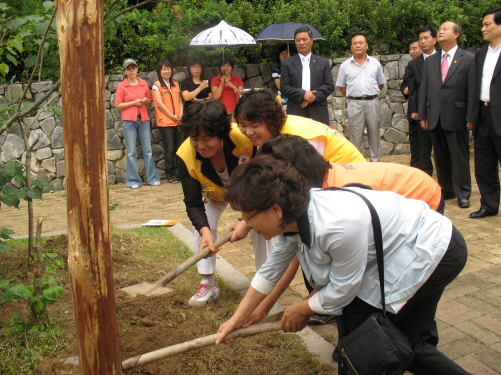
323, 163, 442, 210
153, 80, 182, 127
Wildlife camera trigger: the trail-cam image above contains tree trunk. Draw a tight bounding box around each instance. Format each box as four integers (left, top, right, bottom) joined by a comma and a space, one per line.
55, 1, 122, 374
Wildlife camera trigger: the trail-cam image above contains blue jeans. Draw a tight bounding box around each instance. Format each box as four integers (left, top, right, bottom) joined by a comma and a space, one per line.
122, 119, 160, 187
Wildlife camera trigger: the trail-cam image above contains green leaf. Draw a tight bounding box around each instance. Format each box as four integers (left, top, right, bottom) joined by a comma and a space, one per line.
0, 280, 10, 288
26, 186, 42, 200
42, 1, 54, 12
47, 106, 63, 117
9, 284, 31, 298
0, 102, 12, 112
0, 63, 8, 76
33, 301, 45, 315
10, 37, 23, 53
0, 241, 11, 253
0, 228, 14, 239
0, 196, 20, 208
42, 288, 58, 301
1, 291, 15, 302
55, 259, 65, 267
45, 264, 56, 273
45, 252, 58, 258
24, 54, 37, 68
13, 174, 26, 184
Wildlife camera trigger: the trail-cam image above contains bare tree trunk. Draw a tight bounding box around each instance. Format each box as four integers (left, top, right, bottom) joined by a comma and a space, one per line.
55, 1, 122, 374
18, 119, 34, 258
35, 218, 44, 275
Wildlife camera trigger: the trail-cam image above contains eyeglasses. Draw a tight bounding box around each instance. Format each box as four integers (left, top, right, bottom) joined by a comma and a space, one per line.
242, 210, 260, 224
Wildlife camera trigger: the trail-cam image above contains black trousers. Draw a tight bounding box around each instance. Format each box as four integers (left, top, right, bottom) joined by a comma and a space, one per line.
337, 226, 470, 375
159, 125, 185, 180
429, 121, 471, 200
409, 118, 433, 176
286, 103, 330, 126
474, 105, 501, 213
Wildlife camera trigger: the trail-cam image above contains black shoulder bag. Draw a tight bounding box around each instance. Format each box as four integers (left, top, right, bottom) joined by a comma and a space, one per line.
330, 188, 415, 375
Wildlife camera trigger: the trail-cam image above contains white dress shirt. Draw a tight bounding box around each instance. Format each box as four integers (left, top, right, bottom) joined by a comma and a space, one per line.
441, 45, 458, 67
481, 44, 501, 102
422, 50, 436, 60
251, 187, 453, 316
300, 52, 311, 92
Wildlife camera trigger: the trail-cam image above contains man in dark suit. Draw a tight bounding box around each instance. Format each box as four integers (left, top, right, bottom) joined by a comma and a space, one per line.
419, 21, 475, 208
280, 27, 334, 125
470, 8, 501, 218
402, 28, 436, 176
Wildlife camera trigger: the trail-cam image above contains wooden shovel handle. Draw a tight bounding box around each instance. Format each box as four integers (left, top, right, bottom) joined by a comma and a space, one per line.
144, 231, 233, 295
121, 321, 282, 370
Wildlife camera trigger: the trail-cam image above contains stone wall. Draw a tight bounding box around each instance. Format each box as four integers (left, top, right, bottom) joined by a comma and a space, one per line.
0, 54, 411, 190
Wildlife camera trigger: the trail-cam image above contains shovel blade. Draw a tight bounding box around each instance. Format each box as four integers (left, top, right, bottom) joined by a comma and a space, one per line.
120, 282, 173, 297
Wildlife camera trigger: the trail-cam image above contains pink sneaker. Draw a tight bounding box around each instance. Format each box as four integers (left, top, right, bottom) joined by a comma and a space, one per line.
188, 283, 220, 307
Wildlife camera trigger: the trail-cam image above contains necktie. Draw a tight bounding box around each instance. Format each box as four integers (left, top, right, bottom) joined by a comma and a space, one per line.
302, 56, 310, 91
441, 53, 449, 82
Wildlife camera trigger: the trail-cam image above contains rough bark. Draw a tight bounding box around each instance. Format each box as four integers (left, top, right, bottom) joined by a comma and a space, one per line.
55, 0, 122, 374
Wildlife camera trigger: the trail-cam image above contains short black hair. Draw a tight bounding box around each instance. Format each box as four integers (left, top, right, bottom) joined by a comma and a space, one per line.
294, 27, 313, 39
350, 32, 368, 44
483, 7, 501, 25
186, 58, 204, 80
409, 37, 419, 45
258, 134, 330, 188
417, 25, 437, 39
219, 56, 235, 69
233, 89, 286, 135
156, 59, 174, 86
181, 99, 230, 139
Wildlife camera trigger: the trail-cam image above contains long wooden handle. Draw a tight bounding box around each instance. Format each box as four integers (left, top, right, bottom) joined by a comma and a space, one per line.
121, 321, 281, 370
144, 231, 233, 295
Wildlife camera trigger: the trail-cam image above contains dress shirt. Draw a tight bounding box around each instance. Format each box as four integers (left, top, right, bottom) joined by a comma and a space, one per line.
300, 52, 311, 91
441, 45, 458, 67
481, 44, 501, 101
336, 55, 386, 97
422, 50, 436, 60
251, 187, 453, 316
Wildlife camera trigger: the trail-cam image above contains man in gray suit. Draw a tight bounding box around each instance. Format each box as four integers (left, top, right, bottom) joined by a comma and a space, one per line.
470, 8, 501, 218
280, 27, 334, 125
419, 21, 475, 208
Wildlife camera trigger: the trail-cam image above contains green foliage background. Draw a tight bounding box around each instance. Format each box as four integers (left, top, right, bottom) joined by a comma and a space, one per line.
2, 0, 500, 82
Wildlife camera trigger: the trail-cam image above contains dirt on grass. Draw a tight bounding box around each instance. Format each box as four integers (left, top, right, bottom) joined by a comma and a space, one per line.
0, 229, 335, 375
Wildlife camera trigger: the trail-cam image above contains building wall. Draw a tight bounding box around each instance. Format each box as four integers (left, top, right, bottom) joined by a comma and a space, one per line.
0, 54, 412, 191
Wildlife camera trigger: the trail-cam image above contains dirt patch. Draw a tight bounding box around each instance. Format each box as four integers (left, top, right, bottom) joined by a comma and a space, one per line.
1, 230, 334, 375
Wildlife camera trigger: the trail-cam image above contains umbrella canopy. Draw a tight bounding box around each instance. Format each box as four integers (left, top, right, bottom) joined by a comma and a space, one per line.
255, 23, 324, 44
190, 20, 256, 47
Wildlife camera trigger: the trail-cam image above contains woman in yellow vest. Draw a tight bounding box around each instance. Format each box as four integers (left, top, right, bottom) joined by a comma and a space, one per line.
176, 99, 273, 308
152, 60, 185, 183
233, 89, 366, 163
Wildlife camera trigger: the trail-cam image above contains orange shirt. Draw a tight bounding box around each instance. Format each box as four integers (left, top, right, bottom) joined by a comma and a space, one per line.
322, 163, 442, 210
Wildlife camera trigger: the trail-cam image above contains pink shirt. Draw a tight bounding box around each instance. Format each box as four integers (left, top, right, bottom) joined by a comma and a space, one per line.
115, 77, 151, 121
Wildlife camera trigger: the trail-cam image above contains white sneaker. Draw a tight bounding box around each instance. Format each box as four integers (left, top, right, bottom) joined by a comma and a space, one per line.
152, 181, 160, 186
188, 283, 220, 307
130, 184, 140, 189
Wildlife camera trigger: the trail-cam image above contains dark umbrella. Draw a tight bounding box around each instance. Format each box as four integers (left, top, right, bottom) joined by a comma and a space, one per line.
255, 23, 324, 44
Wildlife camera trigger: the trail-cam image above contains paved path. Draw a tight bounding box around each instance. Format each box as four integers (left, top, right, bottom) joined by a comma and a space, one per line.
2, 154, 501, 374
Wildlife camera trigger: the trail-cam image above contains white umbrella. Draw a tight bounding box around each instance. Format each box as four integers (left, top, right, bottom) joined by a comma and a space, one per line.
189, 20, 256, 62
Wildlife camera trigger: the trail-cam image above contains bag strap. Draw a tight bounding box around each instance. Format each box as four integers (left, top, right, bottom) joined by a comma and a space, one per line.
323, 187, 387, 316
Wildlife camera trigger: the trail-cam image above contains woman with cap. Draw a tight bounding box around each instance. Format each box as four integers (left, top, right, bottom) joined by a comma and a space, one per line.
115, 58, 160, 188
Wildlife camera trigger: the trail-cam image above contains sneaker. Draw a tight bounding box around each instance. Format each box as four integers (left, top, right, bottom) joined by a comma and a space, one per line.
188, 283, 220, 307
130, 184, 140, 189
152, 182, 160, 186
309, 313, 337, 325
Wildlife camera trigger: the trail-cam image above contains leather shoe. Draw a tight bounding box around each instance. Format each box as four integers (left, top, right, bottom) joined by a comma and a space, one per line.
470, 208, 498, 219
458, 199, 470, 208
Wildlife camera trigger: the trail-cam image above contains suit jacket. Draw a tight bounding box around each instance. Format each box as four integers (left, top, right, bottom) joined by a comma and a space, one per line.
400, 65, 410, 100
406, 54, 425, 116
473, 44, 501, 136
418, 47, 475, 131
280, 53, 334, 120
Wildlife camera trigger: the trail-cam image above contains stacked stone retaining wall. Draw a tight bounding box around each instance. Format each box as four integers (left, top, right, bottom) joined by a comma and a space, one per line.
0, 54, 412, 191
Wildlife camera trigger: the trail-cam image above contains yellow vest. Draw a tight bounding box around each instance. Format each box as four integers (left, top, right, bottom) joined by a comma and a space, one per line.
153, 80, 182, 127
281, 115, 366, 163
177, 125, 253, 202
